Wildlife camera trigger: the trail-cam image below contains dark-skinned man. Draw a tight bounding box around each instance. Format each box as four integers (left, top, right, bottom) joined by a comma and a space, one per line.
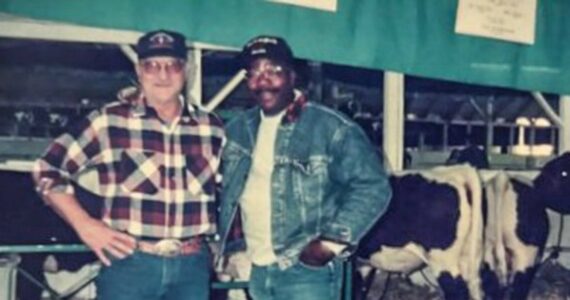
218, 35, 392, 300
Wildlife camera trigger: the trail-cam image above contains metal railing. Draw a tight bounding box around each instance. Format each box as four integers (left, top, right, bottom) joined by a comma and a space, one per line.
0, 244, 353, 300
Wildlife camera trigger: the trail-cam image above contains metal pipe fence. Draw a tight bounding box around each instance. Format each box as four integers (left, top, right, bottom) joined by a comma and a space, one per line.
0, 244, 353, 300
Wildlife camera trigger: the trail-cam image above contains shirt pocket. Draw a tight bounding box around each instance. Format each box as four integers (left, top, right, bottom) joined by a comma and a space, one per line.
291, 156, 329, 204
221, 142, 248, 185
119, 150, 159, 195
184, 153, 216, 197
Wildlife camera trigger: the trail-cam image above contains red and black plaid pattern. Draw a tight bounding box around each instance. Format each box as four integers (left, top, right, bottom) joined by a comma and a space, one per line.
282, 92, 307, 125
33, 94, 225, 239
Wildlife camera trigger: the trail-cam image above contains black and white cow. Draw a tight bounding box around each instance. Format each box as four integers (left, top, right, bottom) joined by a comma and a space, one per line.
480, 152, 570, 299
357, 152, 570, 300
356, 164, 484, 300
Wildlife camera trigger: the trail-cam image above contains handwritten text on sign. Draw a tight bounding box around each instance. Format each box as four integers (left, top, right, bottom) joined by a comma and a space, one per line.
455, 0, 537, 44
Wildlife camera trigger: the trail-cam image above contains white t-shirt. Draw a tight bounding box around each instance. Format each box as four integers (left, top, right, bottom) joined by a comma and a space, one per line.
239, 109, 285, 265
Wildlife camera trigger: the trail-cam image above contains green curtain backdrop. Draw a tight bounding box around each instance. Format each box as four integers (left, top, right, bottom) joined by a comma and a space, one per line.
1, 0, 569, 94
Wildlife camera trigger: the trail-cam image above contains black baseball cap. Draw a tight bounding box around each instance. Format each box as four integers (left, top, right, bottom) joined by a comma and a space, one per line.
240, 35, 294, 68
136, 29, 187, 60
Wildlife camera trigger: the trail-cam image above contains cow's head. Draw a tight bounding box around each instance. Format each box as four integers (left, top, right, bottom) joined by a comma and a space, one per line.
534, 152, 570, 213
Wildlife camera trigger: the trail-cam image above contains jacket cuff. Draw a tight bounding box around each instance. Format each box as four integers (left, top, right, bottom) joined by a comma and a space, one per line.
321, 223, 353, 244
320, 240, 347, 255
35, 177, 75, 198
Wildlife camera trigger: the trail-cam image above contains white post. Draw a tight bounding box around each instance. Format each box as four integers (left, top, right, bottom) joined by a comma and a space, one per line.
204, 70, 247, 112
560, 95, 570, 154
382, 72, 405, 172
187, 48, 202, 106
532, 92, 563, 127
486, 98, 494, 154
119, 45, 137, 63
508, 125, 515, 153
0, 255, 20, 300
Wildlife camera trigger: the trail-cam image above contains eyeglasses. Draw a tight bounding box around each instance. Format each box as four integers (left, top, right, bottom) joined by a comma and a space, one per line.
246, 64, 286, 80
140, 59, 185, 75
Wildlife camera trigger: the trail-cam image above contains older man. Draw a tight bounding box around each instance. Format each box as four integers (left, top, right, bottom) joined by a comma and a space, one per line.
218, 35, 392, 300
33, 29, 225, 300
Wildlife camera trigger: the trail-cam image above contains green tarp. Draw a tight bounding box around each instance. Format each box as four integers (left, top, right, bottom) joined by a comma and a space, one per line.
1, 0, 569, 94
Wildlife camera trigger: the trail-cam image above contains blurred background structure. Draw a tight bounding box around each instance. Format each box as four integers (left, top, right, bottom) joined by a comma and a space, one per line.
0, 36, 563, 170
1, 2, 570, 299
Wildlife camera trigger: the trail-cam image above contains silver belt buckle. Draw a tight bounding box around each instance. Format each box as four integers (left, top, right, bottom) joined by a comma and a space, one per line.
154, 239, 182, 257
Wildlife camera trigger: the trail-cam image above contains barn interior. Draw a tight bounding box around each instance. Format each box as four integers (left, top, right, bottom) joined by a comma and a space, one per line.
1, 2, 570, 299
0, 36, 563, 171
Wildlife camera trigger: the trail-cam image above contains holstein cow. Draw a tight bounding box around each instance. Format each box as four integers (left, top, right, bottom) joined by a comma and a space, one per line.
480, 152, 570, 299
356, 164, 484, 300
357, 153, 570, 300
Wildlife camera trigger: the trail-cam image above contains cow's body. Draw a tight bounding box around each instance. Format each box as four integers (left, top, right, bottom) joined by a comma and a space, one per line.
356, 164, 484, 299
480, 172, 549, 299
480, 153, 570, 299
357, 153, 570, 300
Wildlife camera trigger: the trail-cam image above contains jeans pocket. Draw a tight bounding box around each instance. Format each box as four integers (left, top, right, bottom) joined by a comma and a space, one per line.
108, 250, 138, 265
297, 259, 334, 273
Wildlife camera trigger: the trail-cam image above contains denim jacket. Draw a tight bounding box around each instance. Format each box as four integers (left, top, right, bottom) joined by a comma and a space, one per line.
218, 98, 391, 269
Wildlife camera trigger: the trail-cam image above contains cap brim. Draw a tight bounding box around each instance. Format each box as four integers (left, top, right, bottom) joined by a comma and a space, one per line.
138, 48, 187, 60
241, 53, 293, 69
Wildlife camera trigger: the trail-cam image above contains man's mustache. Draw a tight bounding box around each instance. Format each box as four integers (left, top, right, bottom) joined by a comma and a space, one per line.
252, 88, 280, 96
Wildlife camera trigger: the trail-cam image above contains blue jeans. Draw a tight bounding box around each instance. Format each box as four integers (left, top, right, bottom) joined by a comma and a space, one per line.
249, 259, 343, 300
95, 243, 211, 300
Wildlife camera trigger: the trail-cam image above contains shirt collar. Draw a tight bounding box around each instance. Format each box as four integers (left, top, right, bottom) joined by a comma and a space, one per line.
281, 89, 307, 125
117, 86, 195, 122
260, 106, 287, 122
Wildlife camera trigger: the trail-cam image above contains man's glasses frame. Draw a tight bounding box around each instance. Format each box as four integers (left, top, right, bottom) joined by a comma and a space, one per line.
140, 59, 186, 75
246, 64, 286, 80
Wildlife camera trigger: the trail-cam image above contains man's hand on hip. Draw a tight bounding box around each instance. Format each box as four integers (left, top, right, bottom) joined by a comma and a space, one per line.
299, 239, 335, 267
76, 217, 137, 266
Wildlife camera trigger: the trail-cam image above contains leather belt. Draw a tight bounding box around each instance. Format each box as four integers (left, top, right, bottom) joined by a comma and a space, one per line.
137, 237, 203, 257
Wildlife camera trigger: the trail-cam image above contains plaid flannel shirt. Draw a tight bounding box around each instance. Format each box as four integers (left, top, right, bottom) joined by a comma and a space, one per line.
33, 91, 225, 240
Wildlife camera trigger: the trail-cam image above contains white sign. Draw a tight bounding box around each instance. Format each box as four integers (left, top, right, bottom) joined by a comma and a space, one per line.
455, 0, 537, 44
269, 0, 337, 12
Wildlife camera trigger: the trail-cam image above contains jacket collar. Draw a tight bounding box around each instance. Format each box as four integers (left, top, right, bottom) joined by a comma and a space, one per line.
281, 90, 307, 125
248, 89, 307, 125
239, 90, 307, 151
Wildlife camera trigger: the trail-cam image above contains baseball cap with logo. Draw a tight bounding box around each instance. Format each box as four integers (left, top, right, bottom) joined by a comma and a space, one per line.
136, 29, 187, 60
240, 35, 294, 69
